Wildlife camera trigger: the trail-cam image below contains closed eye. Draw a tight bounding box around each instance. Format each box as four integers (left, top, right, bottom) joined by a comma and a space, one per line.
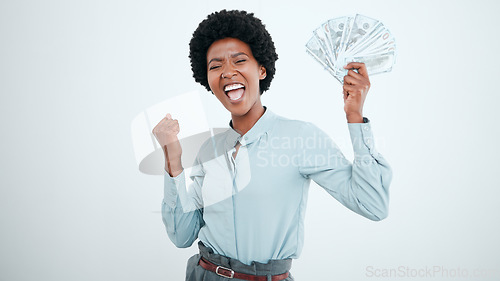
209, 65, 221, 70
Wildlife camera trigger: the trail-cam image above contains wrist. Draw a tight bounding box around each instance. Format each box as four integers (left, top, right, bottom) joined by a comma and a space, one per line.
165, 160, 183, 177
165, 136, 180, 145
346, 113, 364, 123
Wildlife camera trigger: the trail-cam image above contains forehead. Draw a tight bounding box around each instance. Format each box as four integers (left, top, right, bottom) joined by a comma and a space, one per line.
206, 38, 254, 59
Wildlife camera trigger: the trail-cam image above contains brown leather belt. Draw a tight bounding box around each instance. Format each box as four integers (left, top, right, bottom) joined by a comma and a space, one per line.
199, 257, 289, 280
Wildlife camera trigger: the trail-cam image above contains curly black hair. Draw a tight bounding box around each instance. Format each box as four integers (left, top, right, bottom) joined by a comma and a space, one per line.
189, 10, 278, 95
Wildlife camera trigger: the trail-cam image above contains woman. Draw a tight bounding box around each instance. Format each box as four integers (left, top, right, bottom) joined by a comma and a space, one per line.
153, 10, 392, 281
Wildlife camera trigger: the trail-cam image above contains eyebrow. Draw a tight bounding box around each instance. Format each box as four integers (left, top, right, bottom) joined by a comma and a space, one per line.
208, 52, 249, 65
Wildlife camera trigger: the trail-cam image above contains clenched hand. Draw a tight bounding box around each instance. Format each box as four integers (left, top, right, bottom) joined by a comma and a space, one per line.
343, 62, 370, 123
152, 113, 183, 177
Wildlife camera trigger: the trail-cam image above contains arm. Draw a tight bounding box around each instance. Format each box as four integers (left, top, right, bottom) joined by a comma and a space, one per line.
298, 121, 392, 221
153, 113, 204, 248
299, 62, 392, 220
161, 160, 205, 248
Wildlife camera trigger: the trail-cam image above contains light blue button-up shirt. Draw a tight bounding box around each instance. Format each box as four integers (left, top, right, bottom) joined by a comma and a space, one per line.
162, 107, 392, 265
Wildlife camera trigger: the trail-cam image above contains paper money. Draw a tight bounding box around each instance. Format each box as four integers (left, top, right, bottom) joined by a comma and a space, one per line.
306, 14, 397, 83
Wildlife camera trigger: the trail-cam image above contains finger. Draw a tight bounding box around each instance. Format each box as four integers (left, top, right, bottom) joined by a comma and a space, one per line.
344, 62, 369, 79
165, 119, 177, 130
343, 84, 361, 95
345, 69, 364, 81
343, 73, 363, 85
166, 113, 172, 120
168, 119, 180, 132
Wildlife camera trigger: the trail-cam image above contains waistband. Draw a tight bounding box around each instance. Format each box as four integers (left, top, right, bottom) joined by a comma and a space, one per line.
197, 241, 292, 276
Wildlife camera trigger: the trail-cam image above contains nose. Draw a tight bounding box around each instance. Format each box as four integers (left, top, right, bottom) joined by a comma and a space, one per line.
221, 64, 237, 79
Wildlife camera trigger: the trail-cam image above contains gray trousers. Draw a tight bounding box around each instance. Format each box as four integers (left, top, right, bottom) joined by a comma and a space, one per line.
186, 241, 294, 281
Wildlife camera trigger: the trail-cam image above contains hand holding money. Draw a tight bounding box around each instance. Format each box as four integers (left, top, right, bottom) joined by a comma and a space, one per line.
305, 14, 396, 84
343, 62, 370, 123
152, 113, 183, 176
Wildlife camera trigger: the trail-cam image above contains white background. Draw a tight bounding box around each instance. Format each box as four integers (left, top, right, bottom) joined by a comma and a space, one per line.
1, 0, 500, 280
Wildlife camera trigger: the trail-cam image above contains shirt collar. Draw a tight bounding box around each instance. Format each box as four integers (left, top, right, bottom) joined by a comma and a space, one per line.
225, 106, 275, 147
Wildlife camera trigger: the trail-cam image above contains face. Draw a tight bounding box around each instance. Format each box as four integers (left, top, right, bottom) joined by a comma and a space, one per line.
206, 38, 267, 117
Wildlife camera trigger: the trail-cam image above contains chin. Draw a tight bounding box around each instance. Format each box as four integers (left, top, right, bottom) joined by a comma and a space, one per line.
226, 104, 250, 116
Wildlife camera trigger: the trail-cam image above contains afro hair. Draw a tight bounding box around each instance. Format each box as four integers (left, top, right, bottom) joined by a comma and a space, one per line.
189, 10, 278, 95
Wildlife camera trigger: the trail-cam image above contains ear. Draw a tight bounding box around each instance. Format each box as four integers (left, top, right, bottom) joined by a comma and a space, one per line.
259, 66, 267, 80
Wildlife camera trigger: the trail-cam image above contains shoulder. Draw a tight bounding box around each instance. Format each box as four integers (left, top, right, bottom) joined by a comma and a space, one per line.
267, 111, 337, 151
269, 111, 320, 136
269, 110, 307, 128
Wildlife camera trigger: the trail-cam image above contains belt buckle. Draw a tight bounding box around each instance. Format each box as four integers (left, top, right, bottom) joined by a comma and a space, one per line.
215, 265, 235, 279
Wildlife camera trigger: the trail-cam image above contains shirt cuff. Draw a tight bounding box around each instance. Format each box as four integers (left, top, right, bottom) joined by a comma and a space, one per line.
347, 117, 379, 161
163, 169, 185, 209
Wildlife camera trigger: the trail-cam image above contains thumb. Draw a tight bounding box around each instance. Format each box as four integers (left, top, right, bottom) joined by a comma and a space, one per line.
165, 113, 172, 120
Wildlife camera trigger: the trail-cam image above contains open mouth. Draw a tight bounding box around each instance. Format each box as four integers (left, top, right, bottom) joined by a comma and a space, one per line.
224, 83, 245, 101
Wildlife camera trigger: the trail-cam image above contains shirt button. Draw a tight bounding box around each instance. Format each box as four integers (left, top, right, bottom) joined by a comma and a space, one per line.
363, 126, 369, 131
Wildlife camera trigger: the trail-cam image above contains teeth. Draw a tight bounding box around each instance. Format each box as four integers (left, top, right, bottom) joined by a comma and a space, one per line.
224, 84, 244, 92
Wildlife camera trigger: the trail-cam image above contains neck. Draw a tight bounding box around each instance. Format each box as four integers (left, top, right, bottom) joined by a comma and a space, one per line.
231, 104, 266, 136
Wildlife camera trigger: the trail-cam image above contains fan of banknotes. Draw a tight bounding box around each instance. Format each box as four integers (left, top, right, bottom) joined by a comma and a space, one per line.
306, 14, 396, 83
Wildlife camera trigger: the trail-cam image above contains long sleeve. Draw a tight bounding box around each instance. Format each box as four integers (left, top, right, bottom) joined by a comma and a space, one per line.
156, 108, 391, 264
298, 119, 392, 221
161, 157, 205, 248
